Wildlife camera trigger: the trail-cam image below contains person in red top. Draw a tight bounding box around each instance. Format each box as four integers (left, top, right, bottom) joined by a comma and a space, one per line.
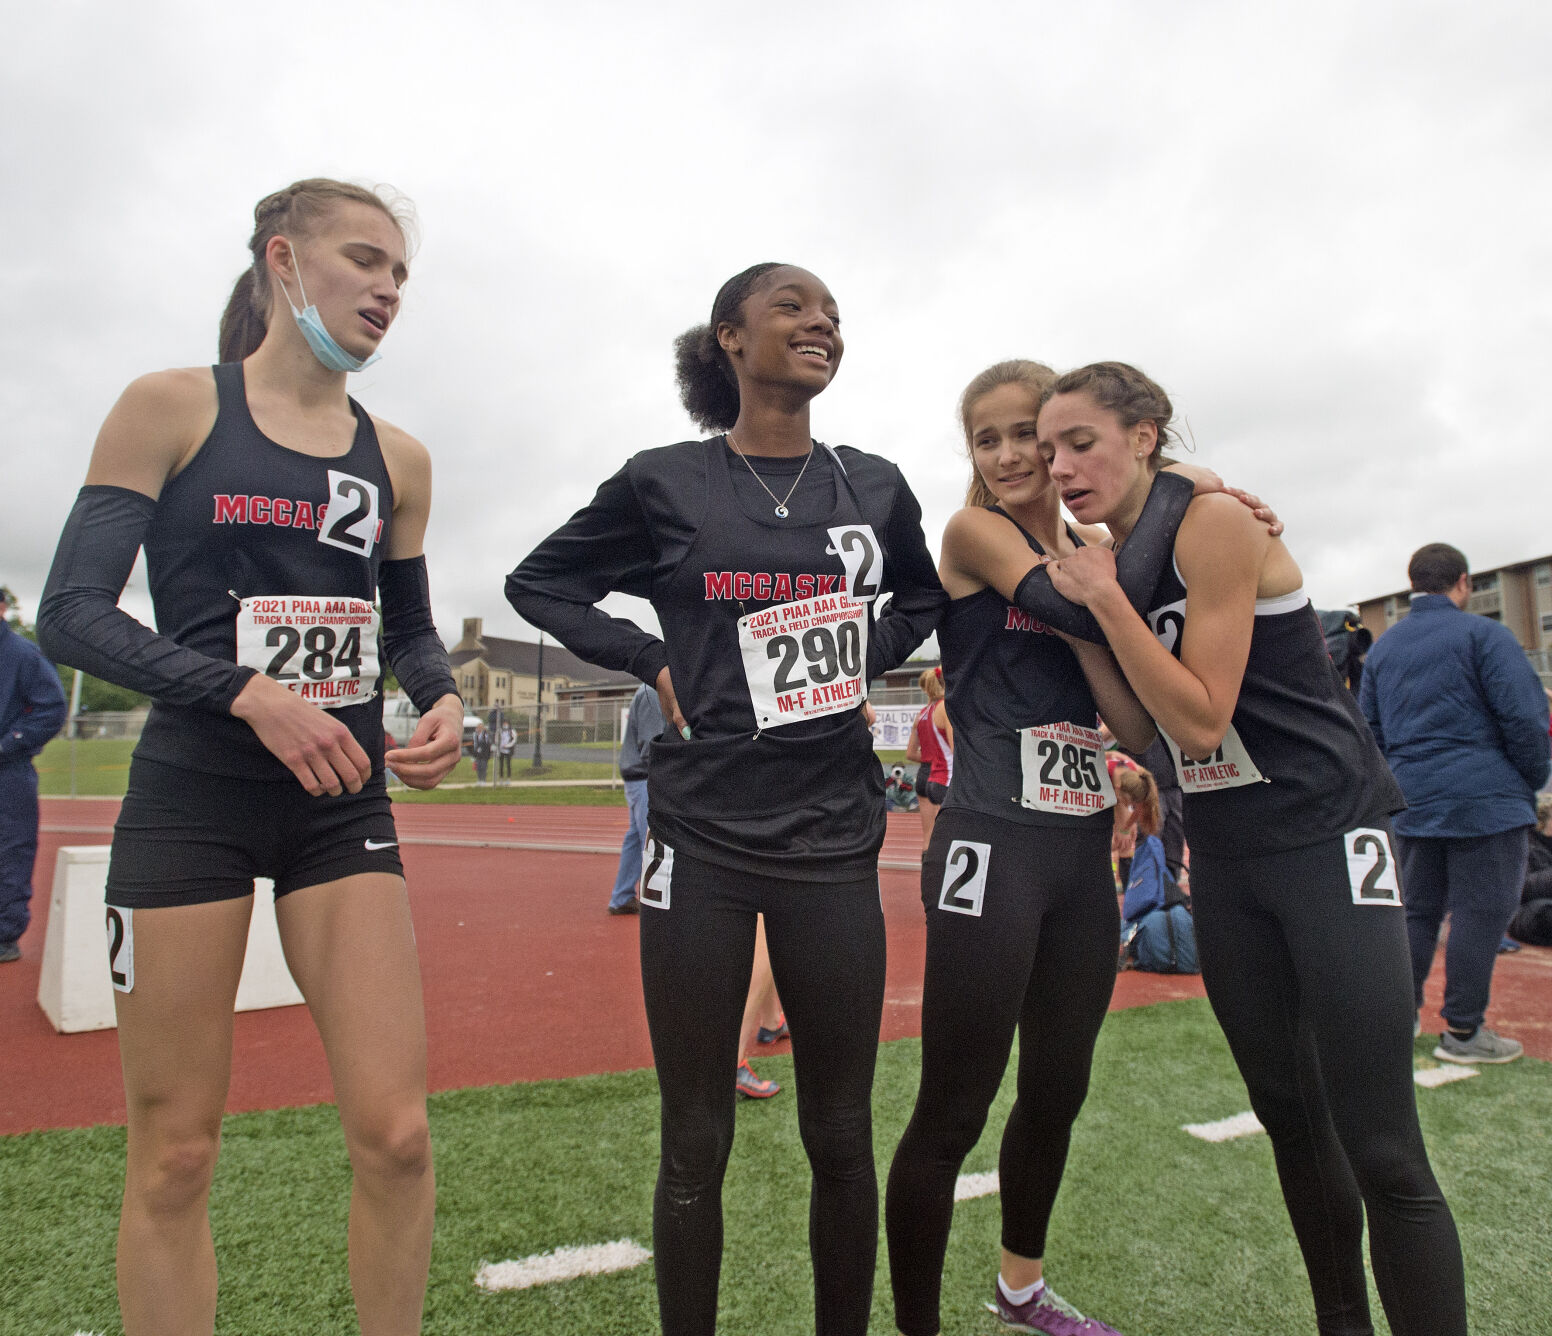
905, 666, 953, 845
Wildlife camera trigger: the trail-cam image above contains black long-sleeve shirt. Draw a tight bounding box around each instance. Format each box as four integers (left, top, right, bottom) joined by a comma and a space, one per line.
507, 438, 946, 877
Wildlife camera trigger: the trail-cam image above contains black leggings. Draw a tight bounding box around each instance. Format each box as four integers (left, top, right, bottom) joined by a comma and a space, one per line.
638, 845, 886, 1336
886, 811, 1118, 1336
1191, 828, 1465, 1336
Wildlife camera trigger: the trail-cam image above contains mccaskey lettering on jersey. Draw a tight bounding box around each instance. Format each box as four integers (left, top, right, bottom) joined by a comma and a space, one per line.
703, 571, 846, 602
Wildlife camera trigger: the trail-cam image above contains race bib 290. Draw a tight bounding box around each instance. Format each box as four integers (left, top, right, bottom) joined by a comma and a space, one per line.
236, 595, 381, 709
739, 592, 869, 729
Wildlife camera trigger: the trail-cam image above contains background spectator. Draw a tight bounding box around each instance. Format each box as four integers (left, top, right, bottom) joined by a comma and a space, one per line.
1359, 542, 1552, 1063
1507, 792, 1552, 946
0, 586, 68, 962
608, 681, 664, 915
497, 720, 516, 781
470, 720, 493, 784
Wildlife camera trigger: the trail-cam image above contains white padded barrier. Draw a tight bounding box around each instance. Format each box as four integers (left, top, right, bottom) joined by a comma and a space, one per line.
37, 846, 305, 1033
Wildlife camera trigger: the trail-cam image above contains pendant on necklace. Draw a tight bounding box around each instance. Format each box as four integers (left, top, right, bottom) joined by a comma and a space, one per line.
774, 505, 789, 519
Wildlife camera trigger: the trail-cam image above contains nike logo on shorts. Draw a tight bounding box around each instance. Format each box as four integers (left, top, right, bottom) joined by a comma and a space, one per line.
364, 839, 398, 851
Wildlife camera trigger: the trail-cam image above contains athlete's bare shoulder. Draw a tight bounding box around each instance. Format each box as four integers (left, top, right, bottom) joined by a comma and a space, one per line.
1176, 491, 1300, 598
120, 366, 219, 422
85, 367, 218, 497
371, 414, 432, 515
371, 415, 430, 471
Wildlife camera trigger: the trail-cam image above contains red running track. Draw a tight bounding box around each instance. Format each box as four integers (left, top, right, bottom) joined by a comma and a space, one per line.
5, 800, 1547, 1135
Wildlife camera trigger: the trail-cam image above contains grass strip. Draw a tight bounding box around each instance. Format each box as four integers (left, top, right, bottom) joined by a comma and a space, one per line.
3, 1001, 1545, 1334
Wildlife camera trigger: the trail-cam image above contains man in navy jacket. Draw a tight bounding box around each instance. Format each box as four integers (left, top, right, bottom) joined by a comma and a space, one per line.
1360, 545, 1551, 1063
0, 587, 69, 962
607, 681, 665, 914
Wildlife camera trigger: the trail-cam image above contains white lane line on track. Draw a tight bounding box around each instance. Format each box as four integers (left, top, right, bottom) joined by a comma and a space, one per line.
1184, 1111, 1266, 1142
475, 1239, 653, 1292
955, 1171, 1001, 1200
1414, 1065, 1480, 1088
1188, 1066, 1480, 1143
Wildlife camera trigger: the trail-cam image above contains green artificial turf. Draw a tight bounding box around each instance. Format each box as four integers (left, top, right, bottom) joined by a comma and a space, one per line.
3, 1001, 1546, 1335
35, 737, 137, 797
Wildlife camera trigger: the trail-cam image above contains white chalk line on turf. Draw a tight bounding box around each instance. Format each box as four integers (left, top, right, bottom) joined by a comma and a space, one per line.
475, 1239, 652, 1292
954, 1170, 1001, 1200
1413, 1065, 1480, 1088
1184, 1110, 1266, 1142
1186, 1063, 1483, 1142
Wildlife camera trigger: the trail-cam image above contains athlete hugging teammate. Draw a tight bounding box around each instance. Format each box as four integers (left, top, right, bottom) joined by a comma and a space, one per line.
1039, 362, 1466, 1336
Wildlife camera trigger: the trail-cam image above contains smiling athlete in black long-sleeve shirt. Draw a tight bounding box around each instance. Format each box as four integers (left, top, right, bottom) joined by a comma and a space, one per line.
508, 263, 944, 1336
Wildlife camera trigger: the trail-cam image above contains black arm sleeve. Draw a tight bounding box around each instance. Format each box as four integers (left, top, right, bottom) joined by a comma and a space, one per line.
378, 556, 459, 715
867, 467, 948, 680
1012, 469, 1195, 643
35, 485, 257, 715
504, 465, 671, 687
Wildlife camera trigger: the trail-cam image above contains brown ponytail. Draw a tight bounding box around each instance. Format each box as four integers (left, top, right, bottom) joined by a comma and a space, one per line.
216, 178, 416, 364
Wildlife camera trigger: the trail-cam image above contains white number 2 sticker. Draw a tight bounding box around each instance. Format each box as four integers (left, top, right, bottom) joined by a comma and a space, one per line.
106, 906, 134, 992
826, 524, 883, 602
1344, 828, 1400, 906
318, 470, 382, 557
640, 835, 674, 909
938, 840, 991, 916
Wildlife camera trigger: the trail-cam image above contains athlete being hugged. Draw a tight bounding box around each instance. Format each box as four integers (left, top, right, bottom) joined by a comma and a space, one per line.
506, 263, 945, 1336
885, 360, 1267, 1336
1038, 363, 1464, 1336
37, 179, 462, 1336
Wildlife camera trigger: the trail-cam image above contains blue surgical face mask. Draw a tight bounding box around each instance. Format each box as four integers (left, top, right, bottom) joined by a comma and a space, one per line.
273, 244, 382, 372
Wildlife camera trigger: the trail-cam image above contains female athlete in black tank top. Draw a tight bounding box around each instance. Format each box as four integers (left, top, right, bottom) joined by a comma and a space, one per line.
37, 179, 462, 1336
1038, 362, 1464, 1336
508, 264, 945, 1336
883, 361, 1272, 1336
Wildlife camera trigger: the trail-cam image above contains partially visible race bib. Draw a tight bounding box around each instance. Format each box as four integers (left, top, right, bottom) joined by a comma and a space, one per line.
236, 595, 380, 709
738, 592, 869, 728
1160, 725, 1265, 794
1018, 721, 1116, 815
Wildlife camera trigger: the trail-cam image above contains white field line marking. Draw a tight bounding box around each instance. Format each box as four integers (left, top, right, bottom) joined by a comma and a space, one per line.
1184, 1111, 1266, 1142
954, 1170, 1000, 1200
1186, 1066, 1478, 1144
475, 1239, 652, 1292
1414, 1065, 1480, 1088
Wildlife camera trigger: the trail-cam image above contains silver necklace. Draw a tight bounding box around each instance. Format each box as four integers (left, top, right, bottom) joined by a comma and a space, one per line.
726, 431, 813, 519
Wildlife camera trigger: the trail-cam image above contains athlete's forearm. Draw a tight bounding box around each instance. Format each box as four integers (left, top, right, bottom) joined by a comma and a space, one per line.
1068, 640, 1155, 753
505, 465, 670, 687
1085, 582, 1228, 759
378, 556, 459, 714
866, 479, 947, 679
37, 485, 256, 714
1013, 471, 1194, 643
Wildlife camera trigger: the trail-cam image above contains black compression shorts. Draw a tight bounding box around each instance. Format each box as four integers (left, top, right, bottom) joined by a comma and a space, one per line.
106, 756, 403, 908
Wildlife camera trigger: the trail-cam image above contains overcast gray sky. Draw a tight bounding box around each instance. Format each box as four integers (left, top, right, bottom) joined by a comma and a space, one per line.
4, 0, 1547, 650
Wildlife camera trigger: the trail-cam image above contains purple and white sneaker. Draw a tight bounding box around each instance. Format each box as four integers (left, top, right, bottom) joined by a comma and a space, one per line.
985, 1282, 1124, 1335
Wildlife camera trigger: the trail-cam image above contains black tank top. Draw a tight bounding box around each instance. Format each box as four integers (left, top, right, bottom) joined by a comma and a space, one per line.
940, 511, 1112, 828
133, 362, 393, 779
1143, 554, 1403, 855
643, 439, 888, 879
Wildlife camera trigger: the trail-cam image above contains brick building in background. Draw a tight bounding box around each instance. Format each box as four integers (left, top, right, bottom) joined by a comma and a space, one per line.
1358, 554, 1552, 678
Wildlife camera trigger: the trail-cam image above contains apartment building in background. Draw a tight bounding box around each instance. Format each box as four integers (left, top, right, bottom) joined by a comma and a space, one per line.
1356, 553, 1552, 670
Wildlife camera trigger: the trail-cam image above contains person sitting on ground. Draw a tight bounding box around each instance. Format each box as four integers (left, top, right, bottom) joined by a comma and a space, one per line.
1508, 791, 1552, 946
1114, 767, 1198, 974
